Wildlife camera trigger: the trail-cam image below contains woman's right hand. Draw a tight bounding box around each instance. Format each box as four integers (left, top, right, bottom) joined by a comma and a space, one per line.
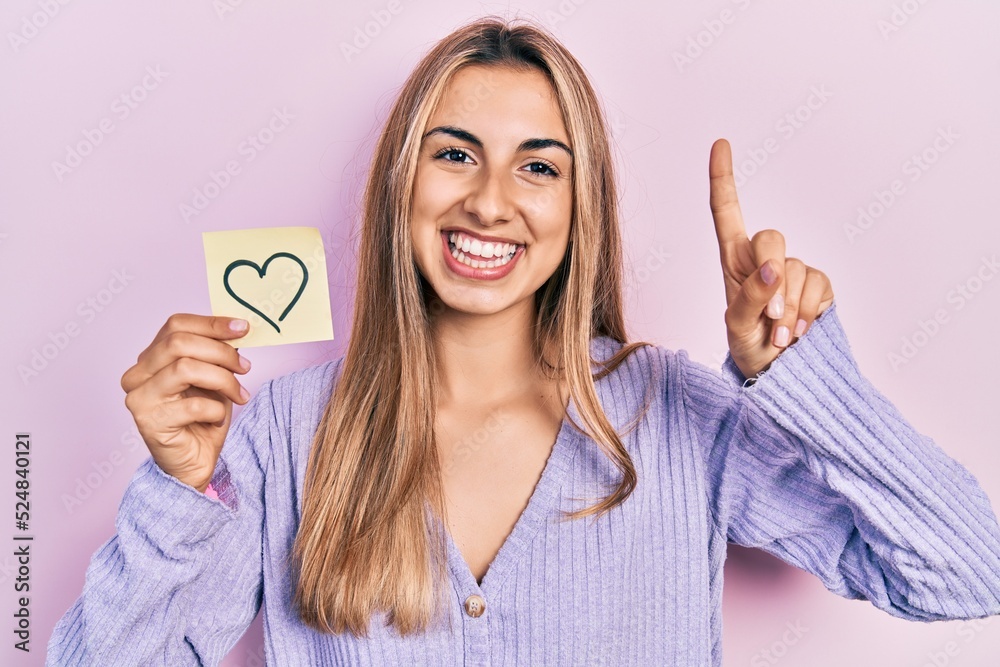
120, 314, 252, 493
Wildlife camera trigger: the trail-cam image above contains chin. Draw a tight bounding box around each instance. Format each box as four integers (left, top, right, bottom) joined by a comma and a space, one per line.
438, 294, 514, 317
424, 280, 518, 316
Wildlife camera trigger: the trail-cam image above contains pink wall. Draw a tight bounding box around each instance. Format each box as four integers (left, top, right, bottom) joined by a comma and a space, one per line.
4, 1, 997, 665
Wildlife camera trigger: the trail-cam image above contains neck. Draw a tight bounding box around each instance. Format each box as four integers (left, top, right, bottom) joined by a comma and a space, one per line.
428, 294, 553, 408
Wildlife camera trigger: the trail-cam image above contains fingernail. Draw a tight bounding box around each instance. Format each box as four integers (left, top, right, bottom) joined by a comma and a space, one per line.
761, 261, 777, 286
767, 293, 784, 319
230, 319, 248, 332
239, 386, 250, 402
238, 355, 251, 371
794, 319, 807, 337
774, 325, 790, 347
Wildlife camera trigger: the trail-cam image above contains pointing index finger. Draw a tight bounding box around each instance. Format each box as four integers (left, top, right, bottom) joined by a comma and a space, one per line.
709, 138, 748, 249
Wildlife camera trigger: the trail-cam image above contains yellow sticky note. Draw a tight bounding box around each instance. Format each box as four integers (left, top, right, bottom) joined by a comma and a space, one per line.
202, 227, 334, 348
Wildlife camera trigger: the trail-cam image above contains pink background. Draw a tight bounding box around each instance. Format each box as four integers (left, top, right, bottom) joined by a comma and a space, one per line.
3, 1, 998, 665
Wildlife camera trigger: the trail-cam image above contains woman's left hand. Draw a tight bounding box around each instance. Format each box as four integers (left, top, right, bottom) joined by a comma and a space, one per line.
708, 138, 835, 381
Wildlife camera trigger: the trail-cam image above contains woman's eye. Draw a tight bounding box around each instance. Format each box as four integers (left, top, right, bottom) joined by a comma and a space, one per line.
526, 162, 559, 178
436, 148, 472, 163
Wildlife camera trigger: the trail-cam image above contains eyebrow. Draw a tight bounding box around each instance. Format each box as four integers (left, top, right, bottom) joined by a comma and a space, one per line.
422, 125, 573, 159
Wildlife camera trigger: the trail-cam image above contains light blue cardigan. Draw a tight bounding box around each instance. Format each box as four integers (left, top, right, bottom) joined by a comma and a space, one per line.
46, 302, 1000, 665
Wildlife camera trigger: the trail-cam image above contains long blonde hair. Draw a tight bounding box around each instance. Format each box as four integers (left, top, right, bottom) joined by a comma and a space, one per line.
290, 14, 655, 638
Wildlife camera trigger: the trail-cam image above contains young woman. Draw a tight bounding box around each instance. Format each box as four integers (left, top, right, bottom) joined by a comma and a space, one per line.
47, 16, 1000, 666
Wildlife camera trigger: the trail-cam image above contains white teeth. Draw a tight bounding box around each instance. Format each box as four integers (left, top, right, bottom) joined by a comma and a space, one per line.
451, 250, 514, 269
447, 231, 521, 268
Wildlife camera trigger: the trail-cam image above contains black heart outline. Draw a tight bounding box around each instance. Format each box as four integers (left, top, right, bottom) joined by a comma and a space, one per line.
222, 252, 309, 333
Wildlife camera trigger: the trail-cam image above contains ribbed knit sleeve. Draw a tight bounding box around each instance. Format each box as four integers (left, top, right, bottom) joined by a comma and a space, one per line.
679, 301, 1000, 621
45, 380, 275, 666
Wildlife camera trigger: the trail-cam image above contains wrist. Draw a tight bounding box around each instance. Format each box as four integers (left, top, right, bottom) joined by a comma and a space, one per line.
736, 359, 771, 385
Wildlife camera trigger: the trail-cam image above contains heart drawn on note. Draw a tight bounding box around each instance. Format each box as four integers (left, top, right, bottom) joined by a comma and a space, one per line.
222, 252, 309, 333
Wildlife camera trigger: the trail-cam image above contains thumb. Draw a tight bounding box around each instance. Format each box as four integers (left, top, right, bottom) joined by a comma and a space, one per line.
727, 259, 783, 335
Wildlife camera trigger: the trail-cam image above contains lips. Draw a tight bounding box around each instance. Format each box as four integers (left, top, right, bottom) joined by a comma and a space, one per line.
440, 231, 524, 279
442, 227, 522, 246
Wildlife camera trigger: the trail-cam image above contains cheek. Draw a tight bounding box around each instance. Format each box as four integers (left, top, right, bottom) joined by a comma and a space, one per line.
411, 171, 429, 219
409, 176, 432, 263
413, 169, 459, 220
533, 188, 573, 246
411, 172, 442, 252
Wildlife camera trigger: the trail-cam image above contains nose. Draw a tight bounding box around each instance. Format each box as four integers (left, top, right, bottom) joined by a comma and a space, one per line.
462, 165, 516, 226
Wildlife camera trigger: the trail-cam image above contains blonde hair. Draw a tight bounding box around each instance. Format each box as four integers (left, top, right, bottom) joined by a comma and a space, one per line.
290, 14, 655, 638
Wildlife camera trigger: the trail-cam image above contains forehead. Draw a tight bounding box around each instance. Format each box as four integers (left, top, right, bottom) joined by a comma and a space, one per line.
429, 64, 569, 144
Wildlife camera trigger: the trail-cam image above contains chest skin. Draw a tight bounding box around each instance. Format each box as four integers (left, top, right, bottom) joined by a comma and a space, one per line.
434, 381, 567, 584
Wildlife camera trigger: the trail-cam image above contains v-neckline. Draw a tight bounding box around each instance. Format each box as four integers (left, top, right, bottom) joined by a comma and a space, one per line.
435, 392, 581, 597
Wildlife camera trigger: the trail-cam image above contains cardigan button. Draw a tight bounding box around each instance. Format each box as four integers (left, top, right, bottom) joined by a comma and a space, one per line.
464, 594, 486, 618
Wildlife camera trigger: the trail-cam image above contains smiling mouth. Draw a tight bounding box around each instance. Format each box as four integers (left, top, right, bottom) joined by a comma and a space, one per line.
446, 231, 522, 269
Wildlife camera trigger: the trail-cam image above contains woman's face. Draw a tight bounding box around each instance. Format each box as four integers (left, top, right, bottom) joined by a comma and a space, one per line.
410, 64, 574, 318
